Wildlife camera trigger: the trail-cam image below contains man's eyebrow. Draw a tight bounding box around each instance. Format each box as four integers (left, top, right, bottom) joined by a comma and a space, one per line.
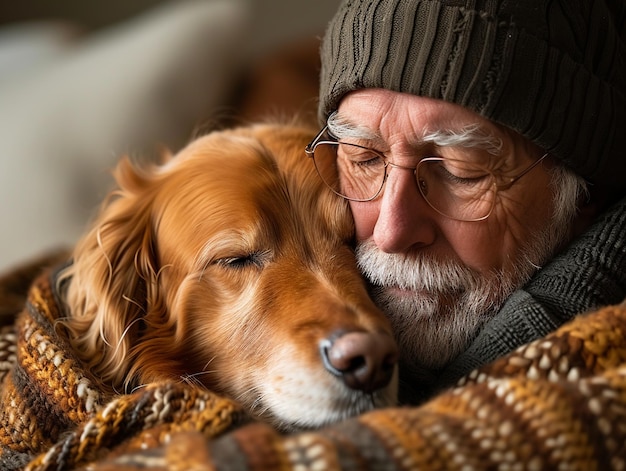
421, 125, 503, 155
327, 112, 381, 142
328, 112, 502, 156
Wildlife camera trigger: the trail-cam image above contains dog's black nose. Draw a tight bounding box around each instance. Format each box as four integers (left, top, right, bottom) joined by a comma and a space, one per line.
320, 331, 398, 393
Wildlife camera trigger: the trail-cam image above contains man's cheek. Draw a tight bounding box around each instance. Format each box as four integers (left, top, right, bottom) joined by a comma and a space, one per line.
349, 201, 378, 241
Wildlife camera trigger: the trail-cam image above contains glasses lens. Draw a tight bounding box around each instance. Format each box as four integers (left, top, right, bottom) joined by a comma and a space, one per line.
417, 158, 496, 221
313, 142, 385, 201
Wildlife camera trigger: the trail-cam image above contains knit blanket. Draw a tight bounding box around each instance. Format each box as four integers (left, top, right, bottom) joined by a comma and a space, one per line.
1, 262, 626, 470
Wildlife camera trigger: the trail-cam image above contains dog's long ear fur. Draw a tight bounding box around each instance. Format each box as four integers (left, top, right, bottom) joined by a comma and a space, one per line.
59, 156, 164, 391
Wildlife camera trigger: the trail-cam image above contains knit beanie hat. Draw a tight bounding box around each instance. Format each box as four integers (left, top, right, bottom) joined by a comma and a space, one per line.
319, 0, 626, 193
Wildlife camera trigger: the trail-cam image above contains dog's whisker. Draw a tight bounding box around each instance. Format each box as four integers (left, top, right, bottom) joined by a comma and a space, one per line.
202, 357, 216, 371
248, 395, 271, 419
179, 374, 201, 388
185, 370, 216, 380
236, 386, 275, 420
234, 386, 258, 406
181, 372, 209, 386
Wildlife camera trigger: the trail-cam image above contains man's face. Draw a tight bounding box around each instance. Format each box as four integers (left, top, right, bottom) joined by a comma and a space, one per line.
335, 89, 566, 382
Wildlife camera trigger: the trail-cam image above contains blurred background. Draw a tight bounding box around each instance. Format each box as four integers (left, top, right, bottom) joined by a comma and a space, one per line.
0, 0, 337, 273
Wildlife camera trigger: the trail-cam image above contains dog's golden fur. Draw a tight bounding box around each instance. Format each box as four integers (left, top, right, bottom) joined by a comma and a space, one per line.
59, 123, 397, 429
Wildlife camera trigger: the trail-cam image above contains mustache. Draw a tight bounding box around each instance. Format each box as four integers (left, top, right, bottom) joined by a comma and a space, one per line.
355, 241, 483, 295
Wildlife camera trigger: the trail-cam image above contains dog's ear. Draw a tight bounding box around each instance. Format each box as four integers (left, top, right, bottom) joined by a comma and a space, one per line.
61, 156, 162, 390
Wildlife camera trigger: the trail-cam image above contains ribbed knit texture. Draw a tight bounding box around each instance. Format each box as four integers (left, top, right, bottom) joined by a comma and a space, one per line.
319, 0, 626, 192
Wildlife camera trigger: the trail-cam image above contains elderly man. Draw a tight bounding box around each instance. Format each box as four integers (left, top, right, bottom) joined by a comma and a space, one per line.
306, 0, 626, 401
1, 1, 625, 469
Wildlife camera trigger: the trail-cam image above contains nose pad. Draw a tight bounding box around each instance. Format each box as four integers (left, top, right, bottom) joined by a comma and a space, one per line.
320, 331, 398, 393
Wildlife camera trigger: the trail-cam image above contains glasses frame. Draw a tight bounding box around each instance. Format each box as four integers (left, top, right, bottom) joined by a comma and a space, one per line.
305, 126, 549, 222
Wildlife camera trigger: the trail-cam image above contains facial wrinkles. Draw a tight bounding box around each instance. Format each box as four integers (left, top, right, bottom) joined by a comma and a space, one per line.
330, 111, 503, 161
481, 149, 554, 271
425, 193, 548, 283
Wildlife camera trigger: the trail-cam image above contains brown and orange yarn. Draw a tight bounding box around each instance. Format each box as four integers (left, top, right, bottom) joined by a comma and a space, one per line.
1, 267, 625, 470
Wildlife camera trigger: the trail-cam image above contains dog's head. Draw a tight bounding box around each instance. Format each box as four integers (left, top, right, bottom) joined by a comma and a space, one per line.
61, 123, 398, 430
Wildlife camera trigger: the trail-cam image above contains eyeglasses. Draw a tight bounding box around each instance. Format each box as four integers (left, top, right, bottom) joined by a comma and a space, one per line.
305, 126, 548, 222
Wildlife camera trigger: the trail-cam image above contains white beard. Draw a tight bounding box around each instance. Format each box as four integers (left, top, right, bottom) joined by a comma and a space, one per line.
356, 242, 509, 375
355, 218, 568, 381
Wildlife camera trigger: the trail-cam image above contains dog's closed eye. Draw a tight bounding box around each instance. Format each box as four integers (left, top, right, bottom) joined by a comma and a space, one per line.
215, 251, 271, 270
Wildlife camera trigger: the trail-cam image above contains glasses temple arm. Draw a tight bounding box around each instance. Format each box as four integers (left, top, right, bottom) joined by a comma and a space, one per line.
305, 125, 329, 154
497, 153, 549, 190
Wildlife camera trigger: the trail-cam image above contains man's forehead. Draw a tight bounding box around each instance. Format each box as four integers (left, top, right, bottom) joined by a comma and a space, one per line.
335, 89, 500, 131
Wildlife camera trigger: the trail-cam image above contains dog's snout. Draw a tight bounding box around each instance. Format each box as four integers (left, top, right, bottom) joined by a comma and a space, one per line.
320, 331, 398, 393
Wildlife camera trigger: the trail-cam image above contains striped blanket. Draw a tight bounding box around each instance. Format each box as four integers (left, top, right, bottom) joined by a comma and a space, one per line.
1, 260, 625, 470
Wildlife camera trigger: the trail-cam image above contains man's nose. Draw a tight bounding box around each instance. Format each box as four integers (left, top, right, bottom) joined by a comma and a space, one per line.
372, 165, 436, 253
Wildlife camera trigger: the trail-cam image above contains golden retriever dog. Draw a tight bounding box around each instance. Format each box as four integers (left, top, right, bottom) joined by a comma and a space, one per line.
59, 123, 398, 430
